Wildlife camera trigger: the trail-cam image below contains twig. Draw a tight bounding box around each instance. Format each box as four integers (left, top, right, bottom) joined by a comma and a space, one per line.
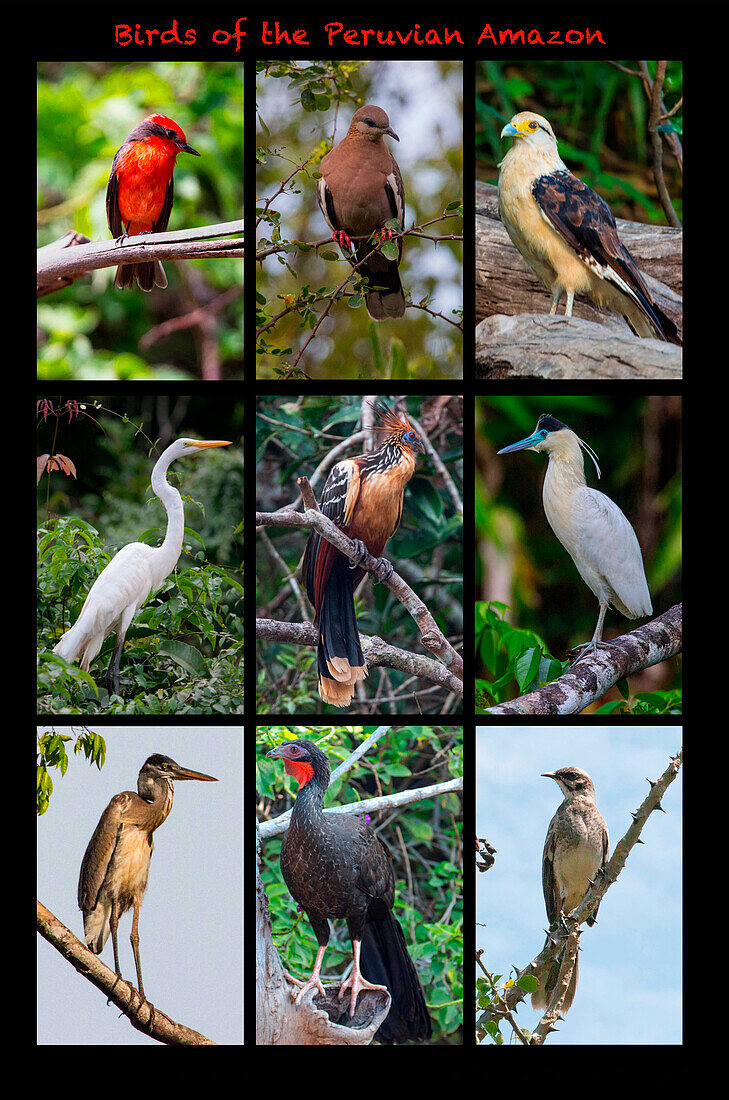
257, 497, 463, 683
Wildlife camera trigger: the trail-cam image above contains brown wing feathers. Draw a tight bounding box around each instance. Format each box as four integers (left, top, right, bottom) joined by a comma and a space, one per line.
532, 172, 680, 343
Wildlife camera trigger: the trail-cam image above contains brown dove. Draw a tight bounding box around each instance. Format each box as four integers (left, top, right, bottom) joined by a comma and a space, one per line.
317, 104, 406, 320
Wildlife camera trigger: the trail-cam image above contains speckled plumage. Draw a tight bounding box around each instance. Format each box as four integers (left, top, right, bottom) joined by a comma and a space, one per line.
267, 740, 431, 1043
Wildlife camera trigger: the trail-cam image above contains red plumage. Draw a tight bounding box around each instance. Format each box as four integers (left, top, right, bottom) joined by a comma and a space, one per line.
106, 113, 200, 291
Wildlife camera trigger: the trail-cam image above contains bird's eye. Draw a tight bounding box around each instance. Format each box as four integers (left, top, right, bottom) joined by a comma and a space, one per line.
166, 129, 178, 140
364, 118, 375, 126
528, 120, 539, 131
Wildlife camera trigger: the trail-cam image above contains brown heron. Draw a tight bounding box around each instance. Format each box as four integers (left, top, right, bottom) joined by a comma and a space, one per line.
77, 754, 217, 1001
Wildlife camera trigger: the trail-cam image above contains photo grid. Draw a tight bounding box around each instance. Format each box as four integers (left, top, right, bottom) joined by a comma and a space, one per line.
36, 16, 682, 1048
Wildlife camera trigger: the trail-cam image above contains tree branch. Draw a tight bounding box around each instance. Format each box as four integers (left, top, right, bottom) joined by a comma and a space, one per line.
37, 220, 244, 297
256, 498, 463, 686
36, 900, 216, 1045
483, 604, 681, 716
478, 749, 682, 1042
259, 775, 463, 840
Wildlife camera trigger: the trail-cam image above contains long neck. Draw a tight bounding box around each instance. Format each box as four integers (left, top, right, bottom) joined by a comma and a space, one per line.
149, 455, 186, 585
543, 434, 587, 497
139, 777, 175, 832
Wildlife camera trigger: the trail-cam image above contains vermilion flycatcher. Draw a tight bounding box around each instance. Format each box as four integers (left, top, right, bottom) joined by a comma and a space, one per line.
106, 113, 200, 291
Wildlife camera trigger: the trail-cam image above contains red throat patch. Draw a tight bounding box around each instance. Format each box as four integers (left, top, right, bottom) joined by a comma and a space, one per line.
284, 758, 315, 788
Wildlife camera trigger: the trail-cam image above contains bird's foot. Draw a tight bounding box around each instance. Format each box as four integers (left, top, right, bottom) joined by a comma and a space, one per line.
282, 968, 326, 1005
338, 970, 389, 1019
347, 539, 369, 569
568, 639, 621, 666
371, 556, 393, 583
568, 641, 597, 666
332, 229, 353, 250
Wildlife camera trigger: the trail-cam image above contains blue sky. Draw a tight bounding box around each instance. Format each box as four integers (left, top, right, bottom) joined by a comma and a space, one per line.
476, 726, 682, 1045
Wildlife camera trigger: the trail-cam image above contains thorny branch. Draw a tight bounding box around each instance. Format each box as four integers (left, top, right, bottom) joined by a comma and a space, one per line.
477, 749, 682, 1045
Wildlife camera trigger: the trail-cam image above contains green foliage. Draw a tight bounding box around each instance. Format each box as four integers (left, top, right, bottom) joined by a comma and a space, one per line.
256, 395, 463, 713
256, 59, 463, 379
476, 601, 564, 710
38, 518, 243, 714
258, 726, 463, 1044
37, 727, 106, 815
37, 61, 243, 380
476, 59, 682, 224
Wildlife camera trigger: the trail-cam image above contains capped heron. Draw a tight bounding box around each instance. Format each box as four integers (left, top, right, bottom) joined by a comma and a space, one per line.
78, 754, 217, 1001
497, 414, 652, 662
53, 437, 232, 694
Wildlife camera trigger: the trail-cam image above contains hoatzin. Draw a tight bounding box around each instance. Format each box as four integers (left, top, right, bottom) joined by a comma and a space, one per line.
302, 401, 424, 708
267, 739, 432, 1044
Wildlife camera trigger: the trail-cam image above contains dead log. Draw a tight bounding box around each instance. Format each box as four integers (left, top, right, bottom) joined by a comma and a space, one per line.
475, 181, 683, 378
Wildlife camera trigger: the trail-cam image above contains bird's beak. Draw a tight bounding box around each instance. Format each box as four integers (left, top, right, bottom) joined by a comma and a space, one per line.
501, 121, 519, 139
179, 141, 201, 157
541, 772, 556, 780
266, 746, 285, 759
385, 127, 400, 142
498, 431, 543, 455
171, 765, 218, 782
190, 440, 232, 449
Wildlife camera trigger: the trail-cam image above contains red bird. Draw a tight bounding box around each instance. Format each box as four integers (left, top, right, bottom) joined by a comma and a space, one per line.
106, 113, 200, 291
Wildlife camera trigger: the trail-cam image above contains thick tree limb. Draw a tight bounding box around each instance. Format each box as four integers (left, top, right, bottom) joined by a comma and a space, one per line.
475, 181, 682, 376
484, 604, 681, 716
476, 313, 682, 381
37, 220, 244, 297
36, 900, 216, 1045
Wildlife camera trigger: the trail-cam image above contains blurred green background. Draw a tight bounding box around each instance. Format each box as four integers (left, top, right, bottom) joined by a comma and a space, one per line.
476, 395, 682, 706
476, 59, 682, 224
256, 59, 463, 380
37, 61, 243, 381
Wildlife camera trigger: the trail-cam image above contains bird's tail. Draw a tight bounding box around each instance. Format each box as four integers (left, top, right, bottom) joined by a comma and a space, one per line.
360, 908, 431, 1044
356, 247, 405, 320
114, 259, 168, 291
82, 901, 112, 955
530, 947, 579, 1013
316, 557, 367, 708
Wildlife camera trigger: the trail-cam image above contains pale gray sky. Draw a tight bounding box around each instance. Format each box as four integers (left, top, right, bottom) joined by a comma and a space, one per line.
37, 726, 242, 1045
477, 727, 682, 1045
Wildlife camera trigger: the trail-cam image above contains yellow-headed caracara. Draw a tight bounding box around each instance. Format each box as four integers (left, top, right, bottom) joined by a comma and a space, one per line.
498, 111, 680, 344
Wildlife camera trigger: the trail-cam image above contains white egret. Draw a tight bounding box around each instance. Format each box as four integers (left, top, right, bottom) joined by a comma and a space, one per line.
497, 414, 652, 663
53, 437, 232, 694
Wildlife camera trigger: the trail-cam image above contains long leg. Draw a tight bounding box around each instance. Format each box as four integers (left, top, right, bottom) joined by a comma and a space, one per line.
284, 944, 328, 1005
109, 898, 122, 978
130, 895, 146, 1001
338, 941, 391, 1016
106, 627, 128, 696
570, 599, 612, 665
